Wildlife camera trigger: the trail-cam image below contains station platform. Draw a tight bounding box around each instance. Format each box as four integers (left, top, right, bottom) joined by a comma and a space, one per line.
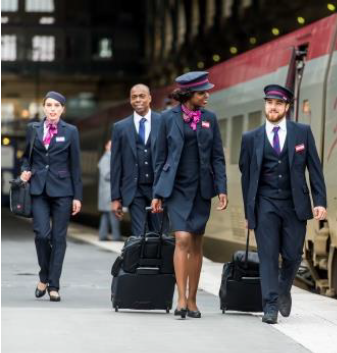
2, 209, 337, 353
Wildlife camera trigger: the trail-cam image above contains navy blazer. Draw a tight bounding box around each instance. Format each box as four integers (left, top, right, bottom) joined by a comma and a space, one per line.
153, 105, 227, 200
21, 119, 83, 201
110, 111, 161, 206
239, 120, 327, 229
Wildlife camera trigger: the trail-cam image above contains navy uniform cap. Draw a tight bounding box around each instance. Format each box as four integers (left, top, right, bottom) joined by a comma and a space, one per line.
44, 91, 66, 105
175, 71, 214, 91
264, 84, 293, 103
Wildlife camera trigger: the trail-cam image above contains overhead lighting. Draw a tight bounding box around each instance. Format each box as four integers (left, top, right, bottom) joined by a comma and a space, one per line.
249, 37, 257, 45
39, 17, 55, 25
297, 17, 305, 25
229, 47, 238, 55
2, 137, 11, 146
21, 109, 30, 119
272, 28, 280, 36
212, 54, 220, 62
197, 61, 205, 69
327, 4, 336, 11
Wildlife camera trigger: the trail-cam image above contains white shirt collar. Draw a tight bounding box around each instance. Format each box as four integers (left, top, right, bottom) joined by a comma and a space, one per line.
265, 117, 287, 133
134, 109, 151, 123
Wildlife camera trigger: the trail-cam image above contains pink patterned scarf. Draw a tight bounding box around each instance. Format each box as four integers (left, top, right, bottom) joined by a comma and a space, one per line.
43, 121, 58, 146
181, 104, 201, 131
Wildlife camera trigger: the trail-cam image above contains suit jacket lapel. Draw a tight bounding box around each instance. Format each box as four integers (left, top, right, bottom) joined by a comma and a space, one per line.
255, 124, 265, 169
126, 115, 137, 159
173, 105, 184, 139
196, 108, 205, 143
36, 120, 44, 147
48, 119, 65, 150
287, 120, 295, 168
150, 112, 158, 149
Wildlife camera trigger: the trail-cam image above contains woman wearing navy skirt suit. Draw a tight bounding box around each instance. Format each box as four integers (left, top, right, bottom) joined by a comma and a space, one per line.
152, 72, 228, 318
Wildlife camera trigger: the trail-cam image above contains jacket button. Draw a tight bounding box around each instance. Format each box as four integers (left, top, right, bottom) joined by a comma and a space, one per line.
145, 161, 148, 165
278, 160, 282, 164
45, 165, 49, 169
144, 149, 147, 153
278, 175, 282, 178
46, 153, 49, 157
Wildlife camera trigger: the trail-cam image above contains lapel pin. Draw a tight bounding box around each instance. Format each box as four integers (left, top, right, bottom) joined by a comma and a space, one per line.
202, 121, 210, 129
295, 144, 305, 152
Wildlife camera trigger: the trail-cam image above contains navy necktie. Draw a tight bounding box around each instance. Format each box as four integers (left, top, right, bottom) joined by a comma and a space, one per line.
272, 126, 281, 155
139, 118, 146, 144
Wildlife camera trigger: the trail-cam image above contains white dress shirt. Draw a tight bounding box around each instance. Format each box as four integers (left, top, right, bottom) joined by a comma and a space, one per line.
133, 109, 151, 144
265, 117, 287, 152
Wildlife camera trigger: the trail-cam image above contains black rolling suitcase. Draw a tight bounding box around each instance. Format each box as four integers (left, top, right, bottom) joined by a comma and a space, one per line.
111, 207, 175, 312
219, 230, 263, 313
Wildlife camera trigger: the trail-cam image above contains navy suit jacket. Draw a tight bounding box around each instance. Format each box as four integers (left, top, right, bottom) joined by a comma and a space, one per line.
21, 119, 83, 200
239, 120, 327, 229
110, 111, 161, 206
153, 105, 227, 200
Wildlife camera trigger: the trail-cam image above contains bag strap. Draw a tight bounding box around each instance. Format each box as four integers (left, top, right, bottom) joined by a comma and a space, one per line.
28, 126, 37, 166
244, 229, 250, 269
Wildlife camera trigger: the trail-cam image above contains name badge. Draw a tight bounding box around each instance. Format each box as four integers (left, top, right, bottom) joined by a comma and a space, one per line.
295, 144, 305, 152
56, 136, 65, 142
202, 121, 210, 129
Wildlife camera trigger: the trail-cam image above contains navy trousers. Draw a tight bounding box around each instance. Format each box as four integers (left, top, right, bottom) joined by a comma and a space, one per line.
255, 196, 306, 312
128, 184, 161, 236
32, 192, 72, 291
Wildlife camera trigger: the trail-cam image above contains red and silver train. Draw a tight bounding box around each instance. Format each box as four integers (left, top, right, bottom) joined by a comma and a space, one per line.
78, 14, 337, 296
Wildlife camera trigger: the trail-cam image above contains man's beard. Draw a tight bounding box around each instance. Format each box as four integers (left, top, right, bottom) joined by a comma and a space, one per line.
265, 110, 287, 123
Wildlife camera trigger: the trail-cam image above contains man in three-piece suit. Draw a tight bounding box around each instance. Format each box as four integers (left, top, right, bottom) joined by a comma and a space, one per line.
239, 84, 327, 324
110, 84, 161, 236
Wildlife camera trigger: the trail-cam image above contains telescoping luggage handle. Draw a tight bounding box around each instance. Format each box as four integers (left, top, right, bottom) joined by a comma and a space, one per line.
143, 206, 166, 237
140, 206, 166, 260
244, 229, 250, 270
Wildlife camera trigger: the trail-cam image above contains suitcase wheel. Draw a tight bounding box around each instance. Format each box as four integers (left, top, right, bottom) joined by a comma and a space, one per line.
114, 306, 119, 312
166, 308, 170, 314
222, 309, 226, 314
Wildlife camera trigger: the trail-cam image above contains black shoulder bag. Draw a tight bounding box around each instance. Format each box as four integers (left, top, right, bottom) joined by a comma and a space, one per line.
9, 128, 37, 218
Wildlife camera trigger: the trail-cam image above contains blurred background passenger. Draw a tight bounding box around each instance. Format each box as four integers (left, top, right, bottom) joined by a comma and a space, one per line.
98, 140, 121, 241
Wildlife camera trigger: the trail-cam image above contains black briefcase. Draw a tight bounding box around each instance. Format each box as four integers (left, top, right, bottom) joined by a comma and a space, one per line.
9, 128, 36, 218
219, 230, 263, 313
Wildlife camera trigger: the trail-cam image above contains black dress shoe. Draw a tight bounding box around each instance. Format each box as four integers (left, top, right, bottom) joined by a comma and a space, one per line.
35, 284, 47, 298
174, 307, 187, 318
279, 293, 292, 317
262, 311, 278, 324
187, 309, 201, 318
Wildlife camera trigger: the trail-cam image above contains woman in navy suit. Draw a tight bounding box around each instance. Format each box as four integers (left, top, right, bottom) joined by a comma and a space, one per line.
20, 91, 82, 302
152, 72, 228, 318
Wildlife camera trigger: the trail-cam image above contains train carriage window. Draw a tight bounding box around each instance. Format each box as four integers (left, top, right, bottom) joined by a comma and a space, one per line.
230, 115, 243, 165
218, 118, 228, 147
248, 111, 262, 131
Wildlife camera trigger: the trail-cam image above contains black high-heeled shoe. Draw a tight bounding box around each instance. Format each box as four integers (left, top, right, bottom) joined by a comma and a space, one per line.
174, 307, 187, 319
35, 283, 47, 298
48, 289, 61, 302
187, 308, 201, 318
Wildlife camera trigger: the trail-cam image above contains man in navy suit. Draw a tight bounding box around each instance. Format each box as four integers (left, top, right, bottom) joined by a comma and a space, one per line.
110, 84, 161, 236
239, 84, 327, 324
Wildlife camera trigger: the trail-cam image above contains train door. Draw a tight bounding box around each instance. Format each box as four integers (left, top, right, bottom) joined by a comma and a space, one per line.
322, 22, 337, 296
